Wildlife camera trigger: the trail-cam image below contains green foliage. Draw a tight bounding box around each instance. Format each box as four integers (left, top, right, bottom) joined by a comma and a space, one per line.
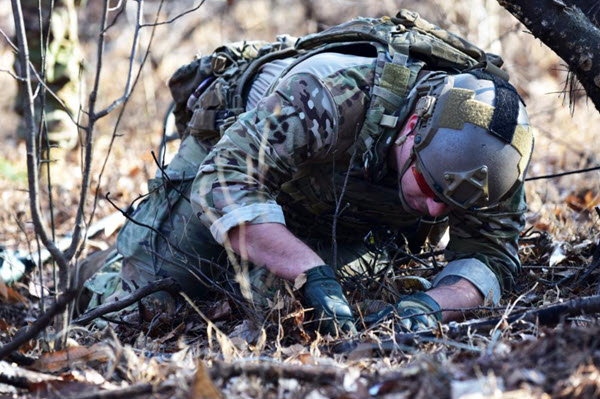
0, 157, 27, 183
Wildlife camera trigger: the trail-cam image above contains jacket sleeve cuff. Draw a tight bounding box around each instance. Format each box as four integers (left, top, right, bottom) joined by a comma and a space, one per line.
209, 203, 286, 245
432, 258, 501, 305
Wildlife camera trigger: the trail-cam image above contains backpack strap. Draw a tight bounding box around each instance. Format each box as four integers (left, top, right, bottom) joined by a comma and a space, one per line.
185, 40, 299, 140
392, 9, 487, 64
261, 41, 384, 99
353, 48, 425, 182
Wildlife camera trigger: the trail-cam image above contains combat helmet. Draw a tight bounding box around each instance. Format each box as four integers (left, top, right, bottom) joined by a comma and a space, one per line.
398, 70, 533, 210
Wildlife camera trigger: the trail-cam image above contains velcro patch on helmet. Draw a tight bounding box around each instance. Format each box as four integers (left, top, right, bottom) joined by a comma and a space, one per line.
512, 125, 534, 180
469, 70, 521, 144
437, 88, 494, 131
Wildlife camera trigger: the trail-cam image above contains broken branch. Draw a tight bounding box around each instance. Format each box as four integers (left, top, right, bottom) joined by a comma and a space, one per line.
0, 290, 77, 360
210, 359, 348, 384
73, 278, 181, 325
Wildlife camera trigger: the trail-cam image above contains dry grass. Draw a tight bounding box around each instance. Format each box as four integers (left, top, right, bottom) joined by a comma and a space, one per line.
0, 0, 600, 397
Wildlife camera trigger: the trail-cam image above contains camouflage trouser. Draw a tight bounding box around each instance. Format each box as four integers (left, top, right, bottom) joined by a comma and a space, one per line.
15, 0, 82, 149
113, 135, 229, 300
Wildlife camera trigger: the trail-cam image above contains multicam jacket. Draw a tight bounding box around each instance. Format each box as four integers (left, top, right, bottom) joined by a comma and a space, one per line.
190, 52, 527, 304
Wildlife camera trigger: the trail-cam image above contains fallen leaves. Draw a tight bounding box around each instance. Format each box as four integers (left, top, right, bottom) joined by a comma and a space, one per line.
566, 189, 600, 212
0, 279, 27, 305
32, 343, 113, 373
189, 361, 223, 399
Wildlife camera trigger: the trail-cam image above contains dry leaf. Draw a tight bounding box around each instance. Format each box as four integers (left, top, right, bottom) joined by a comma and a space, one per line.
229, 320, 260, 344
71, 246, 116, 291
0, 318, 10, 332
189, 361, 222, 399
549, 243, 567, 267
0, 280, 27, 305
32, 343, 113, 373
451, 375, 505, 399
293, 273, 307, 290
298, 353, 317, 365
280, 344, 306, 358
0, 279, 8, 302
204, 300, 231, 321
28, 280, 50, 299
128, 165, 141, 177
157, 322, 186, 344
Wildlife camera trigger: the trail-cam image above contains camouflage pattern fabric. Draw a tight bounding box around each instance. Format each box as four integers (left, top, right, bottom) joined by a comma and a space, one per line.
115, 135, 231, 300
15, 0, 82, 149
191, 55, 527, 295
109, 52, 526, 310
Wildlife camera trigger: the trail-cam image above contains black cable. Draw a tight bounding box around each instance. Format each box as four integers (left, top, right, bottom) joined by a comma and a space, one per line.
526, 165, 600, 181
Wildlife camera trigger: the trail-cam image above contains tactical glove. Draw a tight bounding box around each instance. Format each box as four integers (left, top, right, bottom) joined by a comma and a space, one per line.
301, 265, 357, 336
364, 292, 442, 333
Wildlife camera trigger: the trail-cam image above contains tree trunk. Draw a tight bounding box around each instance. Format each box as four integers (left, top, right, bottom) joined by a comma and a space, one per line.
567, 0, 600, 27
498, 0, 600, 112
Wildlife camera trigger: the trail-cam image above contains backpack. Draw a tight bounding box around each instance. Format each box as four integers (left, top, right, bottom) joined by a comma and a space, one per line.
167, 9, 508, 181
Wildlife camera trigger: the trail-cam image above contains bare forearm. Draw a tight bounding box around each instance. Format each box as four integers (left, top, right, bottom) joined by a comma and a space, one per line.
228, 223, 324, 280
425, 278, 484, 322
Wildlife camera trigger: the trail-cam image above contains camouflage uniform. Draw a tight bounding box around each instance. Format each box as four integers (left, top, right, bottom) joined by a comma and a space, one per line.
15, 0, 82, 149
111, 52, 526, 307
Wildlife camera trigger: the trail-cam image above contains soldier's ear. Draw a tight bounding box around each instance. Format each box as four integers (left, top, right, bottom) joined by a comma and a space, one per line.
395, 114, 420, 145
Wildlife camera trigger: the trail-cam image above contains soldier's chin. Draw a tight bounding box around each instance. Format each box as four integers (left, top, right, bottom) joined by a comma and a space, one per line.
402, 197, 424, 215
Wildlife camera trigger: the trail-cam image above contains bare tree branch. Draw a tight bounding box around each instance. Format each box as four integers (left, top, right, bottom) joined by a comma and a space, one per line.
92, 1, 144, 120
10, 0, 70, 273
0, 68, 26, 81
0, 290, 77, 361
139, 0, 206, 27
85, 1, 166, 256
73, 278, 180, 325
0, 27, 18, 52
65, 0, 113, 262
498, 0, 600, 111
67, 0, 165, 261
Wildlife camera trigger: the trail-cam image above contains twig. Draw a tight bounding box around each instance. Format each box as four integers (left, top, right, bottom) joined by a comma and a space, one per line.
210, 359, 349, 384
64, 0, 112, 262
573, 239, 600, 286
11, 0, 70, 279
69, 382, 169, 399
0, 361, 63, 389
73, 278, 180, 325
0, 68, 26, 81
16, 211, 124, 267
0, 27, 18, 52
331, 126, 360, 269
151, 151, 191, 203
85, 1, 165, 261
92, 0, 143, 120
0, 290, 77, 360
446, 294, 600, 334
139, 0, 206, 27
526, 165, 600, 181
68, 358, 340, 399
336, 294, 600, 353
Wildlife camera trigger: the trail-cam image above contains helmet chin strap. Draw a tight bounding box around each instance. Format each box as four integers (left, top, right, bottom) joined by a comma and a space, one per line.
397, 147, 423, 217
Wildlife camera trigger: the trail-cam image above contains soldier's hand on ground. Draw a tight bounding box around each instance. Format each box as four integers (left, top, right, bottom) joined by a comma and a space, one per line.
363, 292, 441, 333
300, 265, 357, 336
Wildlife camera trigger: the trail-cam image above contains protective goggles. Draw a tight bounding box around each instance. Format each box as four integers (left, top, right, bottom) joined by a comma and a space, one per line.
411, 165, 444, 203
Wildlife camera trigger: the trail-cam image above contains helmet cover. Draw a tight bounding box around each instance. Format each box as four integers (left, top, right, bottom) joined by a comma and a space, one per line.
409, 71, 533, 209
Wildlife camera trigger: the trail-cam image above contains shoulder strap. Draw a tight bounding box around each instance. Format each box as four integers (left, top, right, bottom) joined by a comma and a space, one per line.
352, 53, 425, 182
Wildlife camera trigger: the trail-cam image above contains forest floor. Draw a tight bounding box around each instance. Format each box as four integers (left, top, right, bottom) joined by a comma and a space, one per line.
1, 1, 600, 398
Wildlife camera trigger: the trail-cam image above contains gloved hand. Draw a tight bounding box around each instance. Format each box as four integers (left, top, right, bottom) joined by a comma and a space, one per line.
364, 292, 442, 332
301, 265, 357, 336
